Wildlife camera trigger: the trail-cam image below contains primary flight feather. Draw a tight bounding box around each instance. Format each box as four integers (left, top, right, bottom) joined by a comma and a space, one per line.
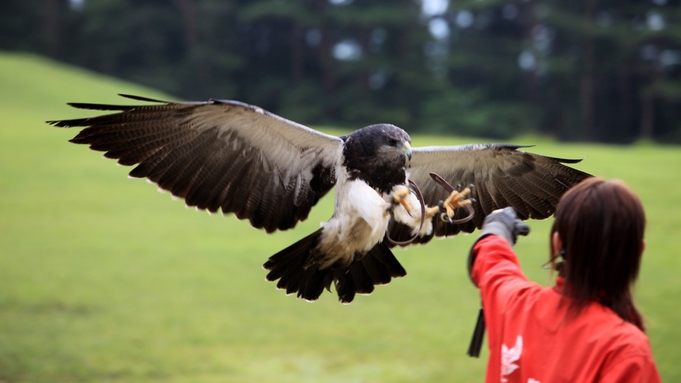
48, 94, 591, 303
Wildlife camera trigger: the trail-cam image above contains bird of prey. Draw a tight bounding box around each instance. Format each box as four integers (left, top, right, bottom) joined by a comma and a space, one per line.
48, 94, 591, 303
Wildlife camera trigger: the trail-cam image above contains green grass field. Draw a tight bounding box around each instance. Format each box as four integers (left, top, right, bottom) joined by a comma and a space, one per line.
1, 52, 680, 382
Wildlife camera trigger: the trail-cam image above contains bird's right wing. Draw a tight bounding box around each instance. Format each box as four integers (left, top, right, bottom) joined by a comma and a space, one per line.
387, 144, 591, 244
48, 94, 343, 232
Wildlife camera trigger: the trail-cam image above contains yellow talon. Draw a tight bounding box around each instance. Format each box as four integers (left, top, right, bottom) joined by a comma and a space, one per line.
393, 188, 413, 213
442, 187, 472, 218
425, 206, 440, 219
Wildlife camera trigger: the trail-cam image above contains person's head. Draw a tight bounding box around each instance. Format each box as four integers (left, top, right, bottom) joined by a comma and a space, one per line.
550, 177, 646, 330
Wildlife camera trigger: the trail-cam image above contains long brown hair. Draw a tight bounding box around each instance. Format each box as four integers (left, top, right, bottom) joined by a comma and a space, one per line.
550, 178, 646, 331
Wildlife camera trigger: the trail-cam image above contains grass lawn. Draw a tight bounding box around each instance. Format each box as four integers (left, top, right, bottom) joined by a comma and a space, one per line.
1, 52, 680, 382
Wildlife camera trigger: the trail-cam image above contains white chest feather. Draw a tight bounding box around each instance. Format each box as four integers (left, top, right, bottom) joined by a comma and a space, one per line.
314, 167, 433, 269
317, 177, 391, 268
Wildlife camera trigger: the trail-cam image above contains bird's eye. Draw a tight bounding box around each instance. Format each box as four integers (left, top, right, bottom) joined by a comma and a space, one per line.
389, 139, 398, 146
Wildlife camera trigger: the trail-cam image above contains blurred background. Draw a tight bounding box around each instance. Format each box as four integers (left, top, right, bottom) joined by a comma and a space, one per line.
1, 1, 681, 382
4, 0, 681, 142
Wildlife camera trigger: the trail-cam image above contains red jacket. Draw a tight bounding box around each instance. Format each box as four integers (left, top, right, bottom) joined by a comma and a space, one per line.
471, 235, 661, 383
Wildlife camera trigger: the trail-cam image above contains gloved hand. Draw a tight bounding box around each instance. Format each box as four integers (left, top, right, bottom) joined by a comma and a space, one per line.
468, 207, 530, 282
478, 207, 530, 246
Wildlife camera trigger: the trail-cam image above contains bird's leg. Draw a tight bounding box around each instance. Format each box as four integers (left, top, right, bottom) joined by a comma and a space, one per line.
421, 188, 473, 221
441, 187, 472, 218
428, 173, 476, 224
432, 186, 476, 225
388, 188, 414, 217
425, 206, 441, 220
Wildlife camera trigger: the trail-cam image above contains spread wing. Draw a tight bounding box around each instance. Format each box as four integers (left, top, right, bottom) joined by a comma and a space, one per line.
388, 144, 592, 245
48, 94, 343, 233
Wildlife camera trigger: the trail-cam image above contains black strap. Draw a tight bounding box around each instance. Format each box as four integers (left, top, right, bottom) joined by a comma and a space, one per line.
466, 307, 486, 358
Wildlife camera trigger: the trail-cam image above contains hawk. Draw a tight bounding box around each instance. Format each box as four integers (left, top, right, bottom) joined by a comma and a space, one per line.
48, 94, 591, 303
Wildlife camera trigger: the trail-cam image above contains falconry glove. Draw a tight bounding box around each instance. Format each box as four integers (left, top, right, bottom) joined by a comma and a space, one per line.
478, 207, 530, 245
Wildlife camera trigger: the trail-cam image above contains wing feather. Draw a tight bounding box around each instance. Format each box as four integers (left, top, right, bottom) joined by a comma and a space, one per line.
475, 180, 497, 216
48, 95, 343, 232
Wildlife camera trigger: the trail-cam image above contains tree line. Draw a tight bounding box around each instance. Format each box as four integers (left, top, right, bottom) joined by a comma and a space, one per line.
3, 0, 681, 143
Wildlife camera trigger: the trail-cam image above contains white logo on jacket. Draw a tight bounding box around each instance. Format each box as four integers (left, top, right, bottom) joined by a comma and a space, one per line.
501, 336, 522, 382
500, 336, 541, 383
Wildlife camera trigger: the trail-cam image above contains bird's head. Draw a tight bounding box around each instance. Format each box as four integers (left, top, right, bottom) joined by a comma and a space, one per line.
377, 125, 412, 163
343, 124, 412, 165
341, 124, 412, 193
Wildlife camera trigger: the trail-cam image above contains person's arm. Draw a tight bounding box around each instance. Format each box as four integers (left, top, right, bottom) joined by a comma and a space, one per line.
471, 235, 531, 296
466, 207, 530, 357
468, 207, 530, 289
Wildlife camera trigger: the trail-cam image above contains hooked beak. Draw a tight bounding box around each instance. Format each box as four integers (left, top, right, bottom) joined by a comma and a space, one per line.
401, 141, 412, 161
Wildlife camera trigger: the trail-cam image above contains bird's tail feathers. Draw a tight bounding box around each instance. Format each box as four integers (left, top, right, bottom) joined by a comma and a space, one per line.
263, 231, 406, 303
263, 229, 326, 301
332, 242, 406, 303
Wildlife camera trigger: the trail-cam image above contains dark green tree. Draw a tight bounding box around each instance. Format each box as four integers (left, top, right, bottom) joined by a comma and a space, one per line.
3, 0, 681, 142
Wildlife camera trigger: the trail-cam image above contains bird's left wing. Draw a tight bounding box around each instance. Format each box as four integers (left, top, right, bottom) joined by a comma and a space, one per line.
48, 94, 343, 233
388, 144, 591, 244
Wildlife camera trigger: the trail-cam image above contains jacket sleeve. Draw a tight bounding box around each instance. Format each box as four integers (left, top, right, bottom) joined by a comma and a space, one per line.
471, 235, 536, 316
